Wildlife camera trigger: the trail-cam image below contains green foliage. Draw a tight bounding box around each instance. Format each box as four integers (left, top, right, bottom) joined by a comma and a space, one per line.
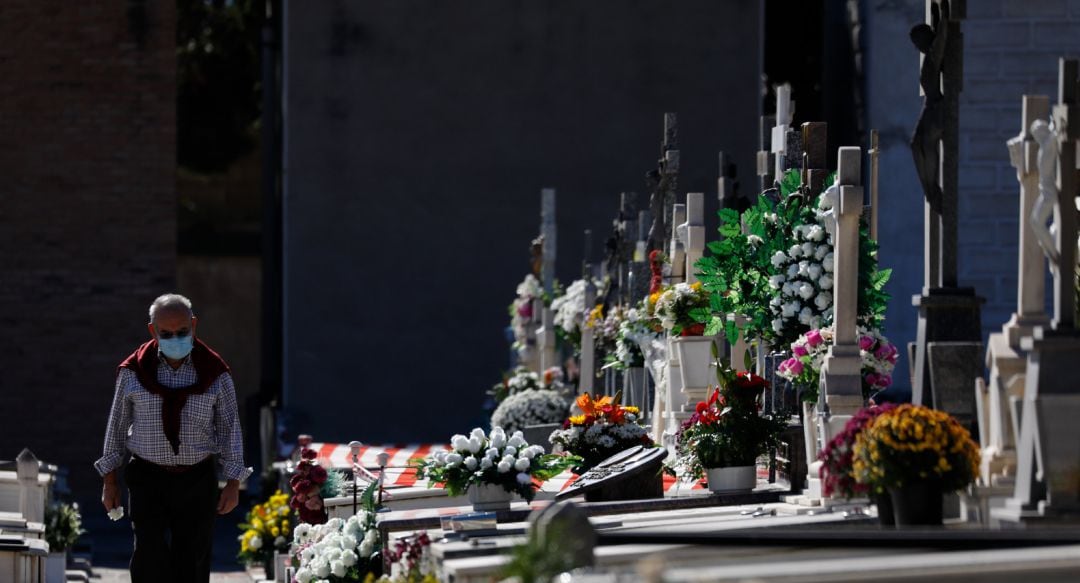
319, 467, 349, 499
44, 502, 84, 553
178, 0, 263, 172
779, 169, 802, 197
857, 222, 891, 331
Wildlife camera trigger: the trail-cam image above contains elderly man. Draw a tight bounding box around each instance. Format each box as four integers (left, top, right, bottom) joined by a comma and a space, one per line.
95, 293, 251, 582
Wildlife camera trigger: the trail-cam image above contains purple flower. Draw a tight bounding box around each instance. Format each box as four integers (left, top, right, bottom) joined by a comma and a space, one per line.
792, 345, 809, 357
864, 372, 879, 387
876, 373, 892, 388
858, 335, 875, 351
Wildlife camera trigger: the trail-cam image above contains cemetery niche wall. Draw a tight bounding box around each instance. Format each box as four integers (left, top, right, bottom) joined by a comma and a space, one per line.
280, 0, 761, 442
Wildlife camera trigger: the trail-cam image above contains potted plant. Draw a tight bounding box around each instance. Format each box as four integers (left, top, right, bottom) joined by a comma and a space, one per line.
668, 369, 787, 493
415, 426, 579, 511
852, 404, 980, 526
817, 404, 897, 525
548, 392, 654, 472
43, 501, 84, 583
652, 282, 713, 389
237, 490, 294, 576
290, 496, 383, 582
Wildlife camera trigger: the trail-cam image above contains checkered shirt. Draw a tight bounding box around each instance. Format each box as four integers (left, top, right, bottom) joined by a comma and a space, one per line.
94, 351, 253, 481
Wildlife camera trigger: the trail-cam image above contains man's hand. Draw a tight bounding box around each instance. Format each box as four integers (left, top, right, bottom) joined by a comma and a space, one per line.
217, 480, 240, 515
101, 472, 122, 513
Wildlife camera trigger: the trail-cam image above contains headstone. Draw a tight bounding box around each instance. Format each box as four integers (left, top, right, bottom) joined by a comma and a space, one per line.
801, 122, 829, 195
668, 203, 687, 284
527, 501, 595, 570
927, 341, 983, 437
758, 115, 776, 193
647, 113, 680, 254
15, 450, 42, 524
996, 58, 1080, 523
681, 193, 706, 285
979, 95, 1051, 485
771, 84, 795, 185
555, 445, 666, 502
909, 0, 984, 408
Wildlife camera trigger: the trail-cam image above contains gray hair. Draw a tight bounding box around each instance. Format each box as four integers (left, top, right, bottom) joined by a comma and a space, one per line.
149, 293, 194, 323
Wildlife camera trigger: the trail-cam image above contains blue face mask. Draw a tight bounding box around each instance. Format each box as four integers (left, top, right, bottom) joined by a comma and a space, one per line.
158, 334, 194, 360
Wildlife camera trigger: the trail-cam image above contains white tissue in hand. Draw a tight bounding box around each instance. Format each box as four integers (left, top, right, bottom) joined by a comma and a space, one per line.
108, 507, 124, 521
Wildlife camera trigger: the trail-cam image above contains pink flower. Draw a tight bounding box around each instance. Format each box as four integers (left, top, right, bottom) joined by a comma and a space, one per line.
786, 358, 804, 375
874, 343, 895, 361
876, 374, 892, 388
517, 301, 533, 319
792, 345, 809, 357
805, 330, 824, 347
864, 372, 879, 387
858, 335, 875, 351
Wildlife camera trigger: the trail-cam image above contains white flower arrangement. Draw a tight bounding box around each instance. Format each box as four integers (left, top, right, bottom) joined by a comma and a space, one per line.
291, 511, 379, 582
606, 306, 662, 370
490, 366, 570, 404
652, 282, 709, 335
551, 278, 591, 338
414, 427, 577, 501
490, 389, 571, 433
766, 202, 835, 342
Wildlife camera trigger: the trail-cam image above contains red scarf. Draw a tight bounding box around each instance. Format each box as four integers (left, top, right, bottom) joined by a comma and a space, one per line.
118, 338, 230, 455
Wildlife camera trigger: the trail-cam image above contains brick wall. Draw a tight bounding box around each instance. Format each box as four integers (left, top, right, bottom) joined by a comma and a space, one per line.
959, 0, 1080, 333
0, 1, 176, 498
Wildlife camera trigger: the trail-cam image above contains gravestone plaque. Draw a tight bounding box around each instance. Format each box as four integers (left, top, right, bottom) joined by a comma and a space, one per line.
556, 445, 666, 503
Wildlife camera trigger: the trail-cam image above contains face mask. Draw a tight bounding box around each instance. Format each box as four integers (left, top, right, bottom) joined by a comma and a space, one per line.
158, 335, 194, 360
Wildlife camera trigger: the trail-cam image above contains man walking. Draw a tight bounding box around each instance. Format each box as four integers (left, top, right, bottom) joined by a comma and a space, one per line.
95, 293, 251, 582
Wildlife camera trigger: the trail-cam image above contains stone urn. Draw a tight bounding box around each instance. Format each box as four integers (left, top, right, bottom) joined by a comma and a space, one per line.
705, 465, 756, 494
467, 483, 515, 511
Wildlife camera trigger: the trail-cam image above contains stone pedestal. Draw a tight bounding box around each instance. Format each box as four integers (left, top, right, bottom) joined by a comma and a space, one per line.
911, 287, 984, 408
977, 332, 1028, 484
994, 328, 1080, 523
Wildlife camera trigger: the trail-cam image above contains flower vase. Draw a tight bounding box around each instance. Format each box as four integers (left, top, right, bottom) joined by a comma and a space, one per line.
672, 335, 715, 391
467, 483, 514, 511
273, 551, 290, 582
873, 492, 895, 527
705, 466, 756, 494
44, 552, 65, 583
889, 481, 944, 526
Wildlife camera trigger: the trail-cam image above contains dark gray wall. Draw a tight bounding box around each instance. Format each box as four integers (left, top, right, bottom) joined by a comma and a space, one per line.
282, 0, 762, 443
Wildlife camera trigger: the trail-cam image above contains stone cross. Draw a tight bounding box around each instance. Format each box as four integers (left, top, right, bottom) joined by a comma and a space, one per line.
758, 115, 776, 193
16, 449, 44, 524
979, 95, 1051, 484
540, 188, 557, 295
647, 113, 680, 254
667, 203, 686, 284
868, 130, 881, 240
771, 84, 795, 185
578, 281, 598, 394
819, 147, 866, 421
681, 193, 705, 285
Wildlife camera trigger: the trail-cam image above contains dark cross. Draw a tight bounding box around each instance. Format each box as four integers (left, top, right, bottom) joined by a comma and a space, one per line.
801, 122, 829, 195
910, 0, 965, 289
718, 152, 748, 212
647, 113, 680, 254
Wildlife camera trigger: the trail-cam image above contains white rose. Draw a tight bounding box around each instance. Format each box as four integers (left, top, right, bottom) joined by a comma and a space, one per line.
485, 447, 500, 459
470, 427, 486, 440
295, 568, 313, 583
814, 292, 831, 310
768, 274, 785, 289
788, 244, 802, 258
313, 559, 331, 579
514, 457, 531, 471
808, 225, 825, 241
341, 534, 357, 550
491, 432, 507, 449
798, 282, 815, 300
772, 318, 784, 333
331, 560, 347, 577
781, 301, 798, 318
798, 307, 814, 325
823, 252, 834, 272
770, 251, 787, 268
517, 472, 533, 485
445, 453, 463, 465
504, 445, 517, 456
464, 456, 478, 470
801, 242, 815, 257
249, 535, 263, 550
787, 264, 800, 278
497, 461, 512, 473
480, 457, 493, 470
807, 263, 823, 280
359, 541, 374, 558
467, 437, 482, 453
451, 434, 470, 451
341, 549, 358, 567
819, 275, 833, 290
815, 244, 830, 260
301, 547, 315, 562
797, 260, 810, 277
508, 432, 526, 448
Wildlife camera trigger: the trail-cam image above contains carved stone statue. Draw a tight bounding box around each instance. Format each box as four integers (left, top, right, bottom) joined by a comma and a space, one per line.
530, 235, 544, 278
1029, 119, 1061, 266
909, 0, 951, 214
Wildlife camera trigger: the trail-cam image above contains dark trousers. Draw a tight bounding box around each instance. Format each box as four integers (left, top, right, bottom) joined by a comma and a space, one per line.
123, 456, 218, 583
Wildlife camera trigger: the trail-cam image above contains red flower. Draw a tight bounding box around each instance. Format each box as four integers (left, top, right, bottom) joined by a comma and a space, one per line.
300, 448, 318, 461
309, 464, 328, 484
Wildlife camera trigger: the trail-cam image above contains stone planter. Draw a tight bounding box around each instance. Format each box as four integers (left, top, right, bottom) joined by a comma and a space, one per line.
672, 335, 715, 390
705, 465, 756, 494
889, 481, 944, 526
467, 483, 514, 511
44, 551, 65, 583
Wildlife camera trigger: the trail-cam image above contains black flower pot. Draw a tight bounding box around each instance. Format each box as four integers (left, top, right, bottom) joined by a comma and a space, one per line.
872, 492, 895, 527
888, 481, 943, 526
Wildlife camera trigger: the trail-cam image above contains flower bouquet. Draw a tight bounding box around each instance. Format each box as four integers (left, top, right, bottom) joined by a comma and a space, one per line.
852, 404, 980, 525
602, 304, 662, 372
548, 392, 653, 471
551, 278, 602, 351
776, 326, 899, 402
237, 490, 292, 572
509, 274, 543, 352
489, 366, 568, 404
290, 510, 381, 582
490, 386, 571, 434
668, 369, 787, 491
43, 501, 84, 554
290, 447, 346, 525
652, 282, 710, 336
414, 426, 579, 510
818, 404, 897, 500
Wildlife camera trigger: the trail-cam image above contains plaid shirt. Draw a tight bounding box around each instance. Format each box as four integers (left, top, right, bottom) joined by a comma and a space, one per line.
94, 351, 252, 481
